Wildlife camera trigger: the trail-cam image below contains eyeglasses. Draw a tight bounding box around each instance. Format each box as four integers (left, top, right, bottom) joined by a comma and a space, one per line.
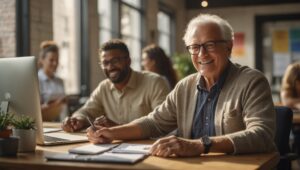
99, 57, 127, 68
186, 40, 227, 55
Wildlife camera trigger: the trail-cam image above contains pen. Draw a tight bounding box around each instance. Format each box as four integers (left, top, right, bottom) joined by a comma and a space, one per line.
86, 116, 96, 130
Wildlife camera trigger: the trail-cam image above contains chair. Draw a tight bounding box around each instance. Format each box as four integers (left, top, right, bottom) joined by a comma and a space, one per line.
275, 106, 298, 170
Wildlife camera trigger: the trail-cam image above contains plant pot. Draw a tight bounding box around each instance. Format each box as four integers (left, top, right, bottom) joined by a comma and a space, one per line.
12, 129, 36, 152
0, 129, 12, 138
0, 136, 19, 156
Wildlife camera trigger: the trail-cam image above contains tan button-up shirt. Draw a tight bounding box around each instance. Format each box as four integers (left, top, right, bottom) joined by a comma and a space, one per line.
73, 70, 170, 124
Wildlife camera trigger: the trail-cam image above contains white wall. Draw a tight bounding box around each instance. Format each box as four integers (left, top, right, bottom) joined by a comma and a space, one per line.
187, 3, 300, 68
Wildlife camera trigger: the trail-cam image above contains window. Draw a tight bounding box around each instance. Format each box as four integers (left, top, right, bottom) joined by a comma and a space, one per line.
157, 10, 174, 56
120, 0, 143, 70
98, 0, 119, 45
97, 0, 144, 70
53, 0, 81, 94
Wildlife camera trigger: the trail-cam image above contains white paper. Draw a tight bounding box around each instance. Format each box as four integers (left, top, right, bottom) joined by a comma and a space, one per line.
44, 132, 88, 140
111, 143, 152, 154
273, 53, 291, 76
69, 143, 119, 155
45, 152, 147, 164
43, 127, 62, 133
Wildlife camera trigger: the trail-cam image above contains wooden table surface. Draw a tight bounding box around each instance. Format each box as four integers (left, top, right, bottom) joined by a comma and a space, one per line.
0, 140, 279, 170
0, 122, 280, 170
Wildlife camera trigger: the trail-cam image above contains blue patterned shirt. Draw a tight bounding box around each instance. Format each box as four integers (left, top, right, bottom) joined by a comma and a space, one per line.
191, 64, 230, 139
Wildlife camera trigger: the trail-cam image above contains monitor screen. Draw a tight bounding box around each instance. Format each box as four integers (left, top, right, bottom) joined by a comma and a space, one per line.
0, 56, 44, 144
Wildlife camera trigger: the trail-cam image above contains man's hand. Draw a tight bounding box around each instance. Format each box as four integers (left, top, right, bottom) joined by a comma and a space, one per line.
86, 126, 114, 144
94, 115, 118, 127
62, 116, 87, 132
150, 135, 203, 157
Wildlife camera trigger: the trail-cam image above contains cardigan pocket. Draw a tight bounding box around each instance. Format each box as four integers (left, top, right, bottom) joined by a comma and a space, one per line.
223, 109, 245, 134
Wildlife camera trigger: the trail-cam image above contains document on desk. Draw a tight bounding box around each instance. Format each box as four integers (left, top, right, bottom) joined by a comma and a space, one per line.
111, 143, 152, 154
45, 132, 88, 140
45, 152, 147, 164
69, 143, 119, 155
43, 127, 62, 133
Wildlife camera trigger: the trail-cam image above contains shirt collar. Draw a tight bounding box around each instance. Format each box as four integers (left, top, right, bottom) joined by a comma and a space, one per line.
197, 60, 232, 91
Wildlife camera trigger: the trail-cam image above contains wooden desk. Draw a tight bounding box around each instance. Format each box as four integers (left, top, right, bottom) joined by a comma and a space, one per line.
0, 140, 279, 170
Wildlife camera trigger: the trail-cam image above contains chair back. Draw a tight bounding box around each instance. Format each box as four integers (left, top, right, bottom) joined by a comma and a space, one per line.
275, 106, 293, 170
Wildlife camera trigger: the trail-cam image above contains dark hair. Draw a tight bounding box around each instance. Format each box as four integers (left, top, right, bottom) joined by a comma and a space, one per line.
142, 44, 178, 89
39, 40, 59, 59
99, 39, 130, 58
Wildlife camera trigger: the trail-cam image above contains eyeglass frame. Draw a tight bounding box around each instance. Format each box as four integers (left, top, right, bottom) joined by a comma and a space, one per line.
99, 56, 128, 68
186, 40, 228, 55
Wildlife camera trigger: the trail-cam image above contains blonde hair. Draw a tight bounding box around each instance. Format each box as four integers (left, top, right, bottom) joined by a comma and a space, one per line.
281, 62, 300, 97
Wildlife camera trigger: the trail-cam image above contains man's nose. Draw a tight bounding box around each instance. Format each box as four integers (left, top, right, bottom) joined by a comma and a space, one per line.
106, 62, 115, 70
197, 47, 207, 57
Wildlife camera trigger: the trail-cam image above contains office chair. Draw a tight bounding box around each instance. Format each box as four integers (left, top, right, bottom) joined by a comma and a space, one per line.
275, 106, 298, 170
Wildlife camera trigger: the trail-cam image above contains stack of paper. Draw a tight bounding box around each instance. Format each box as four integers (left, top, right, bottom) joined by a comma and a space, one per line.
46, 152, 147, 164
45, 143, 152, 164
69, 144, 118, 155
111, 143, 152, 154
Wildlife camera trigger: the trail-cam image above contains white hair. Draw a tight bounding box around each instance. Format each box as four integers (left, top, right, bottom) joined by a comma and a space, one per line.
183, 14, 234, 44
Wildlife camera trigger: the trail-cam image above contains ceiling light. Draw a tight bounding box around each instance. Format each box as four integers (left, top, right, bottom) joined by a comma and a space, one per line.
201, 0, 208, 7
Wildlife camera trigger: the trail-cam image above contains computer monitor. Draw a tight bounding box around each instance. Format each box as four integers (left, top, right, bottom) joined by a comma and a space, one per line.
0, 56, 44, 144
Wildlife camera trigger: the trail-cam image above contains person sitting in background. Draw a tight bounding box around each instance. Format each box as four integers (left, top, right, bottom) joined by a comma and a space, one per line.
38, 40, 67, 121
86, 14, 276, 157
281, 62, 300, 156
142, 44, 178, 89
281, 62, 300, 110
62, 39, 170, 132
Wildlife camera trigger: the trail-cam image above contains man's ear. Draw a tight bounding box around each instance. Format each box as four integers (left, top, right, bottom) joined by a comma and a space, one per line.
127, 57, 131, 66
228, 41, 233, 50
227, 41, 233, 54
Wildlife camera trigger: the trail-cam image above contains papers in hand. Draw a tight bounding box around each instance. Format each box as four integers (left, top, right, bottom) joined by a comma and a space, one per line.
69, 144, 118, 155
111, 143, 152, 155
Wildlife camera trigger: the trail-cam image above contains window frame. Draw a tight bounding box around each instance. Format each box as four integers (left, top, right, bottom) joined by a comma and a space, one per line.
158, 3, 175, 56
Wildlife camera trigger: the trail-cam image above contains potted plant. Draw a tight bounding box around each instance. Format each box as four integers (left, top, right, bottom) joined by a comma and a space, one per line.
173, 53, 196, 80
0, 112, 14, 138
11, 114, 36, 152
0, 112, 19, 156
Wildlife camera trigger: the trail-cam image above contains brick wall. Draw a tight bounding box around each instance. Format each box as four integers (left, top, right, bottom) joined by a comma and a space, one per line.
0, 0, 16, 57
30, 0, 53, 58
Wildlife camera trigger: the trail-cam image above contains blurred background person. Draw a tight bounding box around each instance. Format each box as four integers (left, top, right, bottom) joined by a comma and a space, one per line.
142, 44, 178, 89
281, 62, 300, 156
38, 40, 67, 122
281, 62, 300, 110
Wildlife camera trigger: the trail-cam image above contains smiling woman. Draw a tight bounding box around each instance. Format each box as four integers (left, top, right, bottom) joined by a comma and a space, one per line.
38, 41, 67, 122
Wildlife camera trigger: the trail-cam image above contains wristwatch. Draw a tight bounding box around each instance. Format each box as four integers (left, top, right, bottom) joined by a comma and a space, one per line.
200, 135, 212, 154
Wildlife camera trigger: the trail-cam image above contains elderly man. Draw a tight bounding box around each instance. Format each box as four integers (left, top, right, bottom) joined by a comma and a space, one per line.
62, 39, 170, 132
87, 14, 276, 157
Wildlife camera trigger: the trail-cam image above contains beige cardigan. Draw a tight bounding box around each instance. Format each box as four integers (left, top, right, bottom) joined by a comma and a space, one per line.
133, 62, 276, 154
